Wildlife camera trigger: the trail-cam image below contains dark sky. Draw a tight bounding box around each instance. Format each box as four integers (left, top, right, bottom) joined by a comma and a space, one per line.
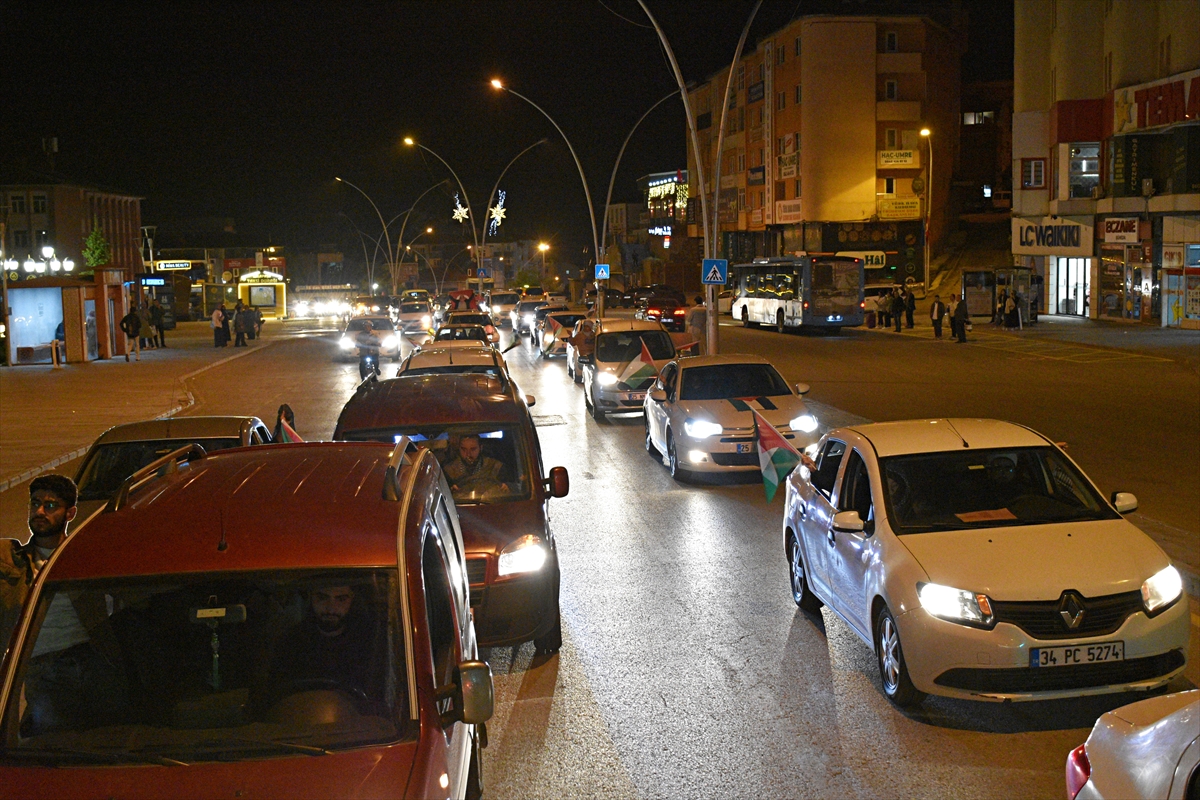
2, 0, 1012, 268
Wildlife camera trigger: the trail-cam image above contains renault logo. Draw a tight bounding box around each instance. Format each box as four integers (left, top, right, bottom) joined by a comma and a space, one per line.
1058, 592, 1086, 630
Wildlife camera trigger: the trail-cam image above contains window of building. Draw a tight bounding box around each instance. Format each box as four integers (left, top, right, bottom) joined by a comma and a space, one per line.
794, 179, 801, 197
758, 147, 764, 166
794, 84, 801, 105
36, 230, 50, 247
776, 46, 785, 66
12, 230, 30, 248
738, 107, 745, 131
885, 31, 897, 52
727, 112, 738, 134
9, 195, 26, 214
794, 36, 801, 57
737, 151, 746, 172
777, 91, 786, 111
886, 128, 898, 148
737, 65, 744, 91
31, 195, 47, 214
1021, 158, 1046, 189
962, 111, 995, 125
1068, 143, 1100, 199
738, 188, 746, 210
882, 177, 895, 195
885, 80, 898, 100
757, 107, 764, 125
776, 181, 787, 200
757, 63, 764, 82
758, 191, 764, 208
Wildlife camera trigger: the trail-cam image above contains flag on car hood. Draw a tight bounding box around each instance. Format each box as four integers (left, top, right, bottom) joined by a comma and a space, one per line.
277, 419, 304, 443
618, 339, 658, 387
753, 409, 801, 502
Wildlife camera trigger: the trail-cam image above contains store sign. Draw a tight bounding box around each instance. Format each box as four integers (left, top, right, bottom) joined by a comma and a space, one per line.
877, 198, 921, 219
140, 276, 167, 286
1162, 244, 1185, 269
1103, 217, 1139, 243
778, 152, 798, 179
878, 150, 918, 167
155, 260, 192, 271
748, 166, 765, 186
775, 199, 803, 224
648, 226, 672, 236
1011, 216, 1094, 256
747, 81, 764, 103
836, 251, 887, 267
239, 269, 284, 283
1113, 68, 1200, 134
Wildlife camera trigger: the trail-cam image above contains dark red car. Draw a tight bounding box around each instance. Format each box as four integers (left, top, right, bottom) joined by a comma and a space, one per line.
635, 295, 688, 331
0, 442, 493, 798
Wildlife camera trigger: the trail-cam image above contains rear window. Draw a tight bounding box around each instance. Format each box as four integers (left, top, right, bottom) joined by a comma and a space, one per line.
434, 326, 488, 342
77, 438, 245, 502
1, 569, 410, 764
489, 293, 519, 305
399, 302, 428, 314
595, 330, 675, 362
679, 364, 790, 400
448, 313, 491, 327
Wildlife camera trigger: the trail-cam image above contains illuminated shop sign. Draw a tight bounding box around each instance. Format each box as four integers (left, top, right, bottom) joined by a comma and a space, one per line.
155, 261, 192, 271
1113, 68, 1200, 134
648, 226, 672, 236
1011, 217, 1093, 256
1103, 217, 1139, 243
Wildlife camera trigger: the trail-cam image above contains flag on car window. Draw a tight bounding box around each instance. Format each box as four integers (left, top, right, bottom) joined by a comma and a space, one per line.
753, 409, 801, 502
276, 419, 304, 443
617, 339, 657, 387
547, 316, 563, 336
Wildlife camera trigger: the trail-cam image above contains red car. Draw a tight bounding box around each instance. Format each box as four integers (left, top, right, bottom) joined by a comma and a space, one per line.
635, 295, 688, 332
0, 442, 493, 798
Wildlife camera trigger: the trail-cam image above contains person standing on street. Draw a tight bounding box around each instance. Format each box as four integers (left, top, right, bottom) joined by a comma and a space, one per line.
929, 295, 946, 339
149, 299, 166, 348
947, 295, 959, 340
890, 290, 906, 332
876, 293, 891, 329
137, 303, 155, 350
954, 293, 970, 343
233, 300, 249, 347
685, 296, 706, 355
212, 304, 227, 347
904, 288, 916, 329
119, 305, 141, 361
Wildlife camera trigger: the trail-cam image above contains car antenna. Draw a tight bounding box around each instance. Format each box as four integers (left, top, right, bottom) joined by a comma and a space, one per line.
217, 507, 228, 552
944, 419, 970, 448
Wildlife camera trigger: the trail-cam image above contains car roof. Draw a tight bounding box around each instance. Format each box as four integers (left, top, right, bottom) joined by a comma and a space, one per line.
405, 346, 501, 368
91, 416, 263, 445
336, 374, 526, 435
840, 418, 1052, 458
49, 443, 425, 580
595, 318, 669, 333
677, 353, 772, 369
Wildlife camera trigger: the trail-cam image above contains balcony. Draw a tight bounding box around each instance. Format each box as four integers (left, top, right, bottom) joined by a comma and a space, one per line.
877, 52, 922, 73
876, 101, 922, 121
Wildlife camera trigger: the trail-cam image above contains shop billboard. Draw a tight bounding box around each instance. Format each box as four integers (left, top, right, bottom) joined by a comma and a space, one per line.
1011, 216, 1094, 257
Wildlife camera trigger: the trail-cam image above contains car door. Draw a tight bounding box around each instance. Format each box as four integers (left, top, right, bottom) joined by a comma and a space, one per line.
650, 362, 678, 450
799, 438, 847, 598
828, 448, 876, 638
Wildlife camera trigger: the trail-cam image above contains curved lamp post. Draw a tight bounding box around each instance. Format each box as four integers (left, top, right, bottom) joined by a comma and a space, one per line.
920, 127, 933, 293
479, 138, 549, 281
335, 176, 394, 289
403, 137, 480, 273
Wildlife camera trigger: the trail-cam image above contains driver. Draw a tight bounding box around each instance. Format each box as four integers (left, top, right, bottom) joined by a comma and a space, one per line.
443, 434, 508, 497
355, 321, 381, 355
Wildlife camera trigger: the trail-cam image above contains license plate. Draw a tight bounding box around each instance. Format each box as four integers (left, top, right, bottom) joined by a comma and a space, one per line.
623, 393, 644, 402
1030, 641, 1124, 668
736, 443, 753, 454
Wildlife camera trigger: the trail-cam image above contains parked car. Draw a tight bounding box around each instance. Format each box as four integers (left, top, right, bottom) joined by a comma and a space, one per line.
1066, 689, 1199, 800
635, 295, 688, 332
334, 375, 569, 653
0, 441, 493, 798
783, 418, 1189, 708
717, 288, 734, 314
337, 316, 405, 361
72, 416, 274, 524
580, 319, 676, 421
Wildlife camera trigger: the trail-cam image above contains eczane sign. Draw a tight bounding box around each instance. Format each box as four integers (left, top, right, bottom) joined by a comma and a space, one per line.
1011, 216, 1093, 256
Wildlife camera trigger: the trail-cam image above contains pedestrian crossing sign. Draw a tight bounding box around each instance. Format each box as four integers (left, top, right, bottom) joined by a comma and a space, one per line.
702, 259, 728, 285
595, 264, 610, 280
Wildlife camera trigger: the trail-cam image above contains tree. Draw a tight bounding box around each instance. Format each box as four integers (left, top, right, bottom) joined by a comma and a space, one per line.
82, 224, 112, 268
514, 267, 540, 288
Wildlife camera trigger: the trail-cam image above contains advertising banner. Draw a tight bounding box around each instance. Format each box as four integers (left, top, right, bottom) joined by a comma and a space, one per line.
775, 199, 803, 224
878, 150, 918, 167
1011, 216, 1094, 256
877, 198, 921, 220
1103, 217, 1139, 243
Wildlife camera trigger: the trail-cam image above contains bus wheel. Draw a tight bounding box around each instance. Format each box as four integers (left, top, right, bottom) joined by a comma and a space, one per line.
776, 309, 785, 333
741, 308, 750, 328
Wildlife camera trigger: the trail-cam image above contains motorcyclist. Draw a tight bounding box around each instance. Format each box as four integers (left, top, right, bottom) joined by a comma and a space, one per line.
355, 321, 382, 379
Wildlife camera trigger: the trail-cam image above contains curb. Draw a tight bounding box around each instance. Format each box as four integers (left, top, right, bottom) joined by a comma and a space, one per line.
0, 339, 277, 494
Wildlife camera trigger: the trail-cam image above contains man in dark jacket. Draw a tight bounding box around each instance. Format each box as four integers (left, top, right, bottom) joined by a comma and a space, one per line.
890, 290, 906, 332
929, 295, 947, 339
904, 289, 916, 329
119, 307, 141, 361
954, 293, 970, 343
149, 299, 166, 348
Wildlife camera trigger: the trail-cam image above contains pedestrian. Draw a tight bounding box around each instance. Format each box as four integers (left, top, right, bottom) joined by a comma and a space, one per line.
119, 305, 141, 361
212, 304, 227, 347
1004, 292, 1019, 329
137, 302, 155, 349
995, 290, 1008, 327
685, 296, 706, 355
272, 403, 297, 442
904, 288, 916, 329
953, 293, 970, 343
149, 299, 166, 348
253, 306, 264, 339
947, 295, 959, 340
890, 289, 906, 332
233, 301, 249, 347
876, 293, 891, 329
220, 302, 232, 346
929, 294, 947, 339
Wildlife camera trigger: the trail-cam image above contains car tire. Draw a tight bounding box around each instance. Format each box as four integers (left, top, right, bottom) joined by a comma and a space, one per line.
666, 431, 689, 483
788, 535, 822, 613
875, 605, 925, 709
776, 309, 786, 333
645, 418, 659, 457
573, 365, 583, 385
534, 609, 563, 654
741, 307, 751, 328
567, 361, 574, 380
585, 388, 604, 421
466, 729, 484, 800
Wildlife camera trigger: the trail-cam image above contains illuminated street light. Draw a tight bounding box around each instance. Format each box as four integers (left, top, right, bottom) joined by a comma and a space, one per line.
22, 257, 34, 273
335, 176, 394, 289
921, 128, 933, 293
403, 137, 479, 270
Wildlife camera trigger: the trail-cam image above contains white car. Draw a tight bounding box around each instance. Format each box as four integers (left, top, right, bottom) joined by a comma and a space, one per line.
538, 311, 586, 358
393, 299, 433, 335
397, 344, 511, 383
580, 319, 676, 421
644, 354, 820, 481
336, 315, 405, 361
483, 291, 521, 327
446, 310, 499, 344
1067, 689, 1198, 800
782, 418, 1189, 707
717, 289, 734, 314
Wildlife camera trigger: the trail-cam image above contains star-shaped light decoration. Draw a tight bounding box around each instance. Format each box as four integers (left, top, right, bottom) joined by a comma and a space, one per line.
452, 194, 469, 223
488, 190, 506, 236
489, 204, 506, 225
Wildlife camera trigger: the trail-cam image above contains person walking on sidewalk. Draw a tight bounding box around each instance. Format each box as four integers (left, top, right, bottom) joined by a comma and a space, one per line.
212, 304, 228, 347
149, 299, 166, 348
953, 293, 970, 343
930, 295, 946, 339
137, 303, 155, 350
904, 288, 916, 329
890, 290, 906, 332
233, 301, 249, 347
119, 306, 141, 361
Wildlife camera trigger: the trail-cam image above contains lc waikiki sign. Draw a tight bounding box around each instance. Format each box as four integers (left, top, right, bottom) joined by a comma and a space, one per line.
1012, 217, 1093, 257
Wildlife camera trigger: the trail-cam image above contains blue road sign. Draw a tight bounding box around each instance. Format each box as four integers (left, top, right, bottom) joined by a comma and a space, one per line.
477, 268, 490, 278
595, 263, 611, 280
702, 258, 728, 285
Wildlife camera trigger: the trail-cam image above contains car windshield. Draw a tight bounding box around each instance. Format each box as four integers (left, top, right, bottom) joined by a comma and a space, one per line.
403, 365, 504, 380
76, 439, 246, 502
434, 326, 488, 342
881, 447, 1119, 533
516, 301, 544, 313
399, 302, 428, 314
595, 330, 675, 362
534, 306, 568, 321
448, 313, 491, 327
679, 364, 790, 401
345, 318, 394, 332
489, 293, 519, 305
0, 569, 408, 765
343, 425, 531, 505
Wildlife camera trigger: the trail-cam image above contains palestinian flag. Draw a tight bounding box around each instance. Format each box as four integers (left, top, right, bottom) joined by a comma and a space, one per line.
547, 316, 563, 335
618, 338, 658, 388
277, 419, 304, 443
753, 408, 801, 502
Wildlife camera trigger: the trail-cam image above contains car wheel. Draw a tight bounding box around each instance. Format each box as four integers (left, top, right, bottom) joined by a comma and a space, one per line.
788, 535, 822, 613
666, 431, 689, 482
573, 365, 583, 385
534, 610, 562, 654
465, 729, 484, 800
590, 399, 605, 422
875, 605, 925, 709
645, 417, 659, 457
567, 361, 574, 379
741, 307, 751, 327
776, 309, 786, 333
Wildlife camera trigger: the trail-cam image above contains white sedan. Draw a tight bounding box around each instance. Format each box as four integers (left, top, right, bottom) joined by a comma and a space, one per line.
783, 418, 1189, 707
644, 354, 820, 481
1067, 689, 1198, 800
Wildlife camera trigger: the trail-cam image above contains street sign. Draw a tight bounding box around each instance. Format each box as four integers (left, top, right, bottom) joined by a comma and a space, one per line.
595, 263, 610, 280
477, 268, 490, 278
702, 258, 728, 285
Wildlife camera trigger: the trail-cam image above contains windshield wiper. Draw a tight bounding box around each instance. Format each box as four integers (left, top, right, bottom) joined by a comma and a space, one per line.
190, 736, 332, 757
1, 745, 187, 767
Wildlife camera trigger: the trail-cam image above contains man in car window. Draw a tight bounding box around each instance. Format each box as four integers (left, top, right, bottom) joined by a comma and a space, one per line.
443, 434, 508, 497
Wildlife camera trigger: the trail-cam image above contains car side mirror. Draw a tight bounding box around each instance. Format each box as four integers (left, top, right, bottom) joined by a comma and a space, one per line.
1111, 491, 1138, 514
832, 510, 864, 533
525, 394, 536, 407
546, 466, 569, 498
452, 660, 493, 726
649, 389, 667, 403
794, 382, 810, 396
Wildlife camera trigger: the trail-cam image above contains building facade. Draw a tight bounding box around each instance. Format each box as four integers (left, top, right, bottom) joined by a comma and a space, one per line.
685, 13, 964, 289
1011, 0, 1200, 327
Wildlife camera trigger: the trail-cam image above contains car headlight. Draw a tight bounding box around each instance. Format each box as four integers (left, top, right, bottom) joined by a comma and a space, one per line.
380, 334, 397, 349
1141, 565, 1182, 615
683, 418, 723, 438
596, 371, 618, 386
420, 315, 431, 327
523, 313, 536, 325
371, 305, 380, 312
790, 413, 819, 433
339, 336, 355, 350
918, 582, 994, 627
498, 535, 548, 576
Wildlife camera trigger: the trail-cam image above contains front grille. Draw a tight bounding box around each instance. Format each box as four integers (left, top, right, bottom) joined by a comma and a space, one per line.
991, 590, 1143, 640
712, 452, 760, 466
934, 650, 1184, 693
466, 558, 487, 586
719, 433, 793, 444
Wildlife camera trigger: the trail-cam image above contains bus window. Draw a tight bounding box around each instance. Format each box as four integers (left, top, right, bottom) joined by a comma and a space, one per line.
762, 273, 775, 297
777, 273, 795, 300
745, 273, 758, 295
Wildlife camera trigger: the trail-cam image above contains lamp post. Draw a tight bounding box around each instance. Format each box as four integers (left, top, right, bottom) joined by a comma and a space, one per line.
490, 79, 603, 315
538, 242, 549, 283
335, 176, 394, 291
403, 138, 480, 275
920, 127, 933, 293
478, 138, 549, 282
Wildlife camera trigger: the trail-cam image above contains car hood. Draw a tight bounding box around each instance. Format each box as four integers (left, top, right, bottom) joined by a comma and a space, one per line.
897, 519, 1170, 600
676, 396, 809, 431
457, 499, 546, 554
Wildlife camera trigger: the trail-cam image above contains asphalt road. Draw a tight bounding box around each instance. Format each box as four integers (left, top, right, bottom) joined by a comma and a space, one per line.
3, 315, 1196, 798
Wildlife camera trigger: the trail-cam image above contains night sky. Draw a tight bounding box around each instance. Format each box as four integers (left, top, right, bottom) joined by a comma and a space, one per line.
3, 0, 1012, 270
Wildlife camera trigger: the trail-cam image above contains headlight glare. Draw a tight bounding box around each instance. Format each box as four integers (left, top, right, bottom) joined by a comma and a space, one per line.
918, 582, 993, 627
683, 418, 723, 438
380, 334, 397, 349
543, 333, 554, 345
420, 315, 431, 327
596, 371, 618, 386
790, 413, 819, 433
498, 535, 547, 576
1141, 565, 1182, 614
339, 336, 355, 350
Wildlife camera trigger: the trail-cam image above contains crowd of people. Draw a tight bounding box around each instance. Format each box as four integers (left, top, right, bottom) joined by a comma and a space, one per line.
210, 301, 263, 348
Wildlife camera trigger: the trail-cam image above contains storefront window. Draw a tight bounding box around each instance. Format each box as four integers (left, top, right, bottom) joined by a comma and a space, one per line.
1099, 251, 1125, 318
1068, 143, 1100, 199
9, 287, 63, 357
1051, 257, 1091, 316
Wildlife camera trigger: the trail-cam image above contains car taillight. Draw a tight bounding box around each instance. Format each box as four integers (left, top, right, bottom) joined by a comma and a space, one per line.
860, 301, 866, 309
803, 301, 809, 309
649, 308, 660, 315
1065, 744, 1090, 800
673, 309, 685, 316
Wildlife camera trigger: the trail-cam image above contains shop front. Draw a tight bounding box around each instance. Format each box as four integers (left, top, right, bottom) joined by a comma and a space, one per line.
1011, 216, 1095, 318
236, 270, 287, 318
1160, 216, 1200, 329
3, 272, 128, 365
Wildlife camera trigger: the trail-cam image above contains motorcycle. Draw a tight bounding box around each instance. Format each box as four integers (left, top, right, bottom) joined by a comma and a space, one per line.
358, 347, 381, 380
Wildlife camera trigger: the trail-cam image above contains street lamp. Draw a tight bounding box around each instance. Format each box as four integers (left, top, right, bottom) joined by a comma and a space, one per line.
402, 137, 480, 272
335, 176, 395, 290
538, 242, 549, 282
920, 127, 933, 293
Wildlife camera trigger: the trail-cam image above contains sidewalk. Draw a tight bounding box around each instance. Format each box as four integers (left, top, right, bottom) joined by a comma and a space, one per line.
0, 321, 281, 491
